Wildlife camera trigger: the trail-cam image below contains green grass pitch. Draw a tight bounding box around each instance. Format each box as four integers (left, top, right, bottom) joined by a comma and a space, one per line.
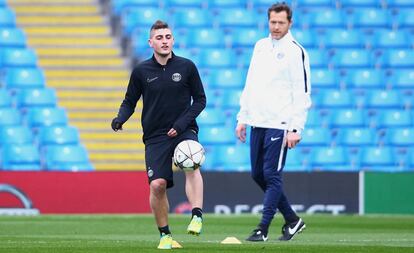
1, 214, 413, 252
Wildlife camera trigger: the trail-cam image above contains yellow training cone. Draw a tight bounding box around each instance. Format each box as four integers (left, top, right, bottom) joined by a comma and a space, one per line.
221, 237, 242, 244
172, 240, 183, 248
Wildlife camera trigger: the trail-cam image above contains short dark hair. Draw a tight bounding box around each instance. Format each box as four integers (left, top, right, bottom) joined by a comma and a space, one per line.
267, 2, 292, 21
150, 20, 169, 32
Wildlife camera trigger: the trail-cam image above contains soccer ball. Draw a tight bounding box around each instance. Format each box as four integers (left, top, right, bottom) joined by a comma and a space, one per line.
173, 140, 205, 171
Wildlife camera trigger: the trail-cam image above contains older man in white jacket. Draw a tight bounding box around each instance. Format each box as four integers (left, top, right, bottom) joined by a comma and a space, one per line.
236, 2, 311, 242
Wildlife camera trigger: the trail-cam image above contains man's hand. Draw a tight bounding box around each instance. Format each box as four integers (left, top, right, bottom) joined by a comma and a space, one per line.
167, 128, 177, 137
286, 131, 301, 148
111, 117, 123, 132
235, 123, 247, 143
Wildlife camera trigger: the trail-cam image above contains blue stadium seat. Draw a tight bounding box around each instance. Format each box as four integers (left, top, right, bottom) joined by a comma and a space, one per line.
110, 0, 159, 17
0, 89, 12, 107
0, 107, 21, 126
252, 0, 292, 10
323, 29, 365, 48
0, 7, 16, 27
311, 68, 340, 89
384, 128, 414, 147
208, 0, 245, 8
199, 126, 235, 145
1, 144, 41, 171
335, 127, 377, 146
183, 28, 226, 48
359, 146, 396, 168
45, 145, 93, 171
300, 128, 332, 146
344, 69, 386, 89
203, 88, 222, 108
206, 68, 246, 89
198, 49, 237, 68
373, 29, 410, 48
197, 107, 226, 126
221, 89, 242, 109
318, 89, 354, 108
38, 125, 80, 147
120, 8, 168, 36
0, 125, 33, 145
0, 47, 37, 67
394, 9, 414, 28
230, 28, 267, 48
340, 0, 382, 7
331, 49, 373, 68
171, 8, 213, 28
309, 146, 350, 168
329, 109, 366, 127
307, 9, 346, 28
4, 68, 45, 89
307, 49, 329, 68
16, 88, 57, 109
306, 109, 328, 127
349, 8, 392, 28
0, 27, 26, 47
214, 144, 250, 171
291, 29, 317, 48
237, 49, 253, 68
294, 0, 334, 7
164, 0, 206, 8
216, 8, 261, 28
378, 49, 414, 68
376, 109, 412, 128
389, 69, 414, 89
284, 148, 307, 171
365, 90, 401, 109
387, 0, 414, 8
26, 107, 68, 128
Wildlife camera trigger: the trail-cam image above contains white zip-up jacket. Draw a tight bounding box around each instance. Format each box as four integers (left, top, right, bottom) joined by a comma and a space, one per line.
237, 31, 312, 134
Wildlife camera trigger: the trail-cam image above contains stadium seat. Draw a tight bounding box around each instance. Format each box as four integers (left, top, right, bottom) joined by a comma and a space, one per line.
1, 144, 41, 171
394, 9, 414, 28
221, 89, 242, 109
0, 47, 37, 67
197, 107, 226, 126
198, 126, 235, 145
284, 147, 307, 171
323, 29, 365, 48
237, 49, 253, 68
0, 89, 12, 107
340, 0, 382, 7
294, 0, 334, 7
198, 49, 237, 68
290, 29, 317, 48
387, 0, 414, 8
0, 107, 21, 126
214, 144, 250, 171
3, 68, 45, 89
365, 90, 401, 109
376, 110, 412, 128
300, 127, 332, 146
311, 68, 340, 89
110, 0, 160, 17
389, 69, 414, 89
16, 88, 57, 109
309, 146, 350, 168
45, 145, 93, 171
0, 125, 33, 145
203, 88, 222, 108
335, 127, 377, 146
307, 9, 346, 28
378, 49, 414, 68
208, 0, 246, 8
38, 125, 80, 147
359, 146, 396, 168
349, 8, 391, 28
384, 128, 414, 147
0, 27, 26, 47
183, 28, 226, 48
206, 68, 246, 89
318, 89, 354, 108
344, 69, 386, 89
171, 8, 213, 28
306, 109, 328, 127
329, 109, 366, 127
373, 29, 410, 48
164, 0, 206, 8
307, 49, 329, 68
26, 107, 68, 128
0, 7, 16, 27
216, 8, 262, 28
229, 28, 267, 48
120, 8, 168, 36
331, 49, 373, 68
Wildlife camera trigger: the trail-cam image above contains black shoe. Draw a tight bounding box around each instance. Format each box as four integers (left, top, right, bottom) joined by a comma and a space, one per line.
279, 218, 306, 241
246, 228, 268, 242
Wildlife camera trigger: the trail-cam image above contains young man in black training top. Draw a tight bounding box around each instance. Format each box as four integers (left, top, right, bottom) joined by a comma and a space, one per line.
112, 20, 206, 249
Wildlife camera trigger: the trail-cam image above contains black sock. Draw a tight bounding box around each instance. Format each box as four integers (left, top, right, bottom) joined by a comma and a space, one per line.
158, 225, 171, 236
286, 214, 300, 224
258, 223, 269, 235
192, 207, 203, 219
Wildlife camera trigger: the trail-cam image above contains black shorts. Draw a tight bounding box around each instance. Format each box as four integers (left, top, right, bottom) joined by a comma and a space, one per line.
145, 129, 198, 188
